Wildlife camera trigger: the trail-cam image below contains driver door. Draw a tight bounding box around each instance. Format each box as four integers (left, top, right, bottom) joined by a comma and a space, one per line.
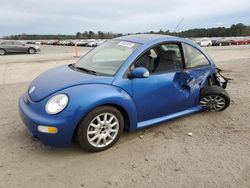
12, 41, 26, 53
131, 43, 192, 123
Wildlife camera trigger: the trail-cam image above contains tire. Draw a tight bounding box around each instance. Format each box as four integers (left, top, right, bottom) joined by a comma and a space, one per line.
28, 48, 36, 54
0, 49, 6, 55
200, 85, 230, 111
76, 106, 124, 152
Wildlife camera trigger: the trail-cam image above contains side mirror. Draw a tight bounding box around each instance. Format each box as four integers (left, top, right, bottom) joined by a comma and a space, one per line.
129, 67, 149, 79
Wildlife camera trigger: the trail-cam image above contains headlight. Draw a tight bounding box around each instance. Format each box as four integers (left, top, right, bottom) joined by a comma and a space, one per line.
45, 94, 69, 114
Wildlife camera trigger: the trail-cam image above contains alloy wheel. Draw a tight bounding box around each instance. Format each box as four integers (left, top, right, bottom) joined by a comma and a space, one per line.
29, 48, 35, 54
87, 113, 119, 148
200, 95, 226, 111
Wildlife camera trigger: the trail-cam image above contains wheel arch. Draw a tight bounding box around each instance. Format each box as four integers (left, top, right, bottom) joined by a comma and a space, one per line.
103, 103, 131, 131
202, 68, 229, 89
72, 102, 134, 143
65, 84, 138, 142
82, 103, 131, 130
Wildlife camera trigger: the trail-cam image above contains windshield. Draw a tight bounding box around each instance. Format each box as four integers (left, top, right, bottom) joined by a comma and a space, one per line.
75, 40, 140, 76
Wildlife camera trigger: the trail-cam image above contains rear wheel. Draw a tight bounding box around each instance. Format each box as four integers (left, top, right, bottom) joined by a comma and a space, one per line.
28, 48, 36, 54
200, 86, 230, 111
0, 49, 6, 55
76, 106, 124, 152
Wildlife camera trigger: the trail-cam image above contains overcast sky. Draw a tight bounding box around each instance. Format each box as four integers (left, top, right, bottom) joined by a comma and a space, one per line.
0, 0, 250, 36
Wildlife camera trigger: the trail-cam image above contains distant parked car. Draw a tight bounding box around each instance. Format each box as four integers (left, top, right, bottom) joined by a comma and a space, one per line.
52, 40, 60, 45
47, 40, 56, 45
76, 40, 89, 46
212, 39, 231, 46
67, 40, 77, 46
26, 41, 36, 45
230, 39, 248, 45
60, 40, 72, 46
0, 41, 40, 55
196, 39, 212, 47
86, 41, 97, 47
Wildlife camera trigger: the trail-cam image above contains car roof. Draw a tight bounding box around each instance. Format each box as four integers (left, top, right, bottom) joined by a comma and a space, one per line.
116, 34, 183, 45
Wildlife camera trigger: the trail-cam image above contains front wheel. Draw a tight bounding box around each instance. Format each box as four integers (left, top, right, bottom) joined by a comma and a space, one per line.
76, 106, 124, 152
0, 49, 6, 55
28, 48, 36, 54
200, 86, 230, 111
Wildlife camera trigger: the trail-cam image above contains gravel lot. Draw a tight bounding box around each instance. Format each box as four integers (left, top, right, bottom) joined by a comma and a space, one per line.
0, 45, 250, 188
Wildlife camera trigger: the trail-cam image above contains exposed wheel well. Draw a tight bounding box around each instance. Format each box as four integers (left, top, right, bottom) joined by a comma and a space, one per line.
205, 69, 229, 89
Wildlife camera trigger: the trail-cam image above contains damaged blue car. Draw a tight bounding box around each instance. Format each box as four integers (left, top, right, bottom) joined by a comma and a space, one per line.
19, 34, 230, 152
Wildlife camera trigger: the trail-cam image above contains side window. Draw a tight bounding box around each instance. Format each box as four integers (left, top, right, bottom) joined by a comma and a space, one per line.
1, 42, 10, 45
13, 41, 22, 45
134, 49, 158, 73
133, 43, 182, 74
183, 44, 210, 68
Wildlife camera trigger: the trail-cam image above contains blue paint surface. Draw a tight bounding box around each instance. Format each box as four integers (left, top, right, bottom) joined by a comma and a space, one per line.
19, 34, 217, 147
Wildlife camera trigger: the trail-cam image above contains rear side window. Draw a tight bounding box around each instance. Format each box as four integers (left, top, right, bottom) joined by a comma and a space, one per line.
13, 41, 22, 45
1, 41, 11, 45
183, 44, 210, 68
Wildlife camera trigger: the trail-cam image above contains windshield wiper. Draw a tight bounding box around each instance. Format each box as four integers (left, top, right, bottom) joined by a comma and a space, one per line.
74, 66, 98, 75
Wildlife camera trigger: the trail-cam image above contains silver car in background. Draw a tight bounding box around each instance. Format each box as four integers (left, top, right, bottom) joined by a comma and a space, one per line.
0, 41, 40, 55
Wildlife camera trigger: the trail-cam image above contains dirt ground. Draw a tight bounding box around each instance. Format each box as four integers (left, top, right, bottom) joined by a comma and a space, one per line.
0, 45, 250, 188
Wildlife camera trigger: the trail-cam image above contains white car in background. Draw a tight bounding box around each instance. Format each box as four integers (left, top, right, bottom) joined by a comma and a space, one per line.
86, 41, 97, 47
196, 38, 212, 47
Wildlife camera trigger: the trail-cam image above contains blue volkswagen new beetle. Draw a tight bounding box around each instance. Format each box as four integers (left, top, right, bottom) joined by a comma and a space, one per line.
19, 34, 230, 152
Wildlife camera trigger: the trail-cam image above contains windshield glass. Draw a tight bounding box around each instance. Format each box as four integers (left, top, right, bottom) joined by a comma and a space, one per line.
75, 40, 140, 76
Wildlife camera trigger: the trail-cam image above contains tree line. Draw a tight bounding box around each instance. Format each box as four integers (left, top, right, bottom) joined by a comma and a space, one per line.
173, 23, 250, 37
2, 23, 250, 40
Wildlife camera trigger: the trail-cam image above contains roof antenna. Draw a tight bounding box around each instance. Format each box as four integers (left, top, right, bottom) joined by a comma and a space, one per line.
174, 18, 184, 36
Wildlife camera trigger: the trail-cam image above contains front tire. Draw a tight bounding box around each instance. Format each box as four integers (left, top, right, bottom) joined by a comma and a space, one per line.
0, 49, 6, 55
200, 86, 230, 111
28, 48, 36, 54
76, 106, 124, 152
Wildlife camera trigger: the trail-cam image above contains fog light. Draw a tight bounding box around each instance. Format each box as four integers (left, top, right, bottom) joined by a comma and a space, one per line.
38, 125, 58, 134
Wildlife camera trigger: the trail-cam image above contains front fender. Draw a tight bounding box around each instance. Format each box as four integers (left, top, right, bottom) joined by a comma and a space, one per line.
63, 84, 138, 135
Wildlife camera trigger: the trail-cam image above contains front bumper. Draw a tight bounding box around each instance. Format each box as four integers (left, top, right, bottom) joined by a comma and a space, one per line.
35, 48, 41, 52
18, 94, 75, 147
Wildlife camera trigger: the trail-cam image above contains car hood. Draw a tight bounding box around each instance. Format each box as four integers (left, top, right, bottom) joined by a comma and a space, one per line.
28, 65, 114, 102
